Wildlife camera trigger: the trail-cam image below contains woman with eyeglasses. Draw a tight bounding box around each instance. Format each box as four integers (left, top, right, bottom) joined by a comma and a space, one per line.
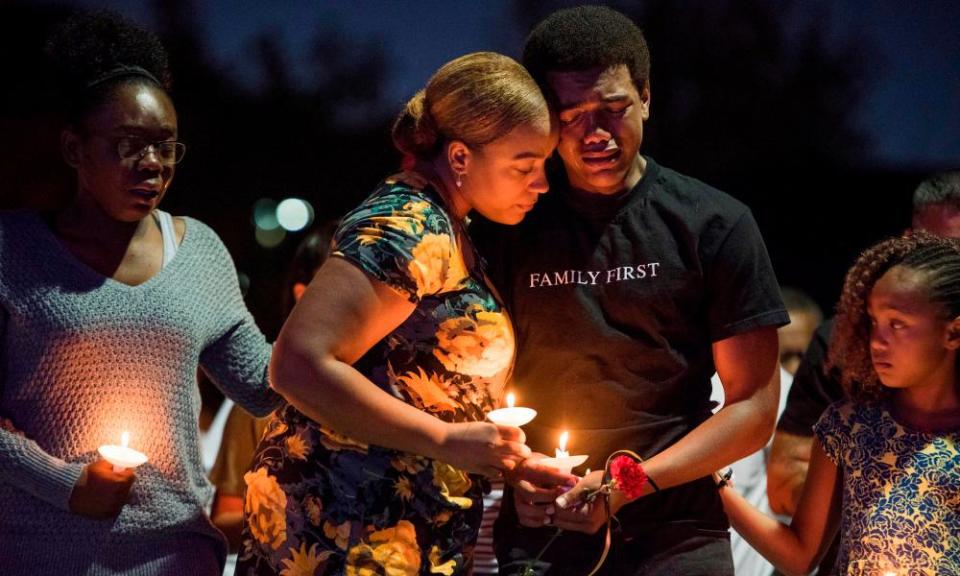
0, 11, 279, 574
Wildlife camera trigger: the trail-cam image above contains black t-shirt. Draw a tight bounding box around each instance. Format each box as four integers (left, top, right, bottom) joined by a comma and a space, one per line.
776, 317, 844, 436
476, 156, 789, 531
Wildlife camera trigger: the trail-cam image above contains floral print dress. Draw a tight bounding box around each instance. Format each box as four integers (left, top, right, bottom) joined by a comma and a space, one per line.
814, 400, 960, 575
237, 182, 515, 576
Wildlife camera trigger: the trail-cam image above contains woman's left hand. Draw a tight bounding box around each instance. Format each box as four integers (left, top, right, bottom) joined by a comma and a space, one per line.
549, 470, 625, 534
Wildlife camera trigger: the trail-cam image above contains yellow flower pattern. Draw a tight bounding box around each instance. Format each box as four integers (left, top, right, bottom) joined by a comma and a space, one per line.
395, 366, 461, 414
244, 467, 288, 551
280, 543, 333, 576
432, 461, 474, 510
345, 521, 422, 576
394, 476, 415, 502
285, 429, 311, 460
319, 427, 369, 454
434, 306, 514, 378
429, 545, 457, 576
239, 183, 510, 575
304, 495, 323, 527
407, 233, 468, 298
324, 520, 352, 551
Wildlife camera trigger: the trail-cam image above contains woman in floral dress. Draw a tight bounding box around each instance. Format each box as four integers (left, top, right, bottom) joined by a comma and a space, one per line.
237, 52, 556, 575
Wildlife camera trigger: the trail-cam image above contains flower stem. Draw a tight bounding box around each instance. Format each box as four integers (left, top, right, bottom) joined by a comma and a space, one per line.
521, 528, 564, 575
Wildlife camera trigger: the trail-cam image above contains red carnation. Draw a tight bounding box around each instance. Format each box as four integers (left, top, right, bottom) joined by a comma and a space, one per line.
610, 454, 648, 500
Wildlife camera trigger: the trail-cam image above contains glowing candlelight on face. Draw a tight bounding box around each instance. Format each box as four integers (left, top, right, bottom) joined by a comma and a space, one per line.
540, 430, 588, 474
487, 392, 537, 427
98, 430, 148, 472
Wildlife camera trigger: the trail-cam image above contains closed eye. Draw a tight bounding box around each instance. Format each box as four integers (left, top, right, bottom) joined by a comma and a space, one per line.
559, 110, 582, 125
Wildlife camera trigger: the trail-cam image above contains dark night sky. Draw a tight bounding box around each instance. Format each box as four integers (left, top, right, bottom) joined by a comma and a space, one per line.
40, 0, 960, 169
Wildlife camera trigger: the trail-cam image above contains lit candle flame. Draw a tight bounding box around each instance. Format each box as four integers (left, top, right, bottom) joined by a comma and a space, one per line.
559, 430, 569, 453
121, 431, 130, 448
506, 392, 516, 408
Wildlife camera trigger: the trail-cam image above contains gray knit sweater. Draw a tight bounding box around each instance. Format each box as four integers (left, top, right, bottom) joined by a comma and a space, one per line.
0, 210, 281, 574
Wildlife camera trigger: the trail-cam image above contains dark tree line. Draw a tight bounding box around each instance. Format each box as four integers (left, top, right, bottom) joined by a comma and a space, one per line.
514, 0, 927, 310
0, 0, 938, 330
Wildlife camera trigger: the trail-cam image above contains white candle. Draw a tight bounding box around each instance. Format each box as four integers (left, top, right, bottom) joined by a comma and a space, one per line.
98, 431, 148, 472
487, 392, 537, 427
539, 430, 588, 474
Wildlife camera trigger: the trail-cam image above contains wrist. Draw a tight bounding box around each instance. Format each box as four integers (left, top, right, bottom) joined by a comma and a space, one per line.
608, 486, 630, 513
428, 421, 453, 462
714, 467, 734, 490
608, 453, 659, 502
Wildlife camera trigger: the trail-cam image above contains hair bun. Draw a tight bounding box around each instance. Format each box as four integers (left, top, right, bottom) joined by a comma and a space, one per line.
46, 9, 171, 121
391, 90, 440, 159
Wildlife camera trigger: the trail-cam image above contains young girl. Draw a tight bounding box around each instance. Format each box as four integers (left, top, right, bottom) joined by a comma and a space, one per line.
718, 232, 960, 575
0, 11, 278, 574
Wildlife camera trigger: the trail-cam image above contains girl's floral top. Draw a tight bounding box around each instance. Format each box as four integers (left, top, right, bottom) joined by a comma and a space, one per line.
814, 400, 959, 576
237, 182, 515, 576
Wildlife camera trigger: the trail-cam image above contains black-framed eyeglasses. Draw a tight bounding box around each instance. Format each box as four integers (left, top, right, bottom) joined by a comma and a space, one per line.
116, 136, 186, 165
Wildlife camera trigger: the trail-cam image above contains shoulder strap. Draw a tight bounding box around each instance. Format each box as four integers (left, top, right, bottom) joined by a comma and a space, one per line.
153, 210, 179, 268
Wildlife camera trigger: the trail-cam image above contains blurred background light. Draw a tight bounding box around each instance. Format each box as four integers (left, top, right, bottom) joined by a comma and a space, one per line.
252, 198, 279, 231
276, 198, 314, 232
255, 225, 286, 248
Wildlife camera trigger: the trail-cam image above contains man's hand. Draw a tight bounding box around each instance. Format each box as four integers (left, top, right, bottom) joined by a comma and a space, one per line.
551, 470, 626, 534
507, 454, 577, 527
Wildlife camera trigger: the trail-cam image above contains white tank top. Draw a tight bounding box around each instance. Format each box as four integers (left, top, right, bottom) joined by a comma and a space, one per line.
153, 209, 179, 268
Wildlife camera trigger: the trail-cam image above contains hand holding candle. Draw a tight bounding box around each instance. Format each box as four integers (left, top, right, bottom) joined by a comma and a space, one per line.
98, 431, 148, 472
487, 392, 537, 427
540, 431, 588, 475
69, 460, 136, 518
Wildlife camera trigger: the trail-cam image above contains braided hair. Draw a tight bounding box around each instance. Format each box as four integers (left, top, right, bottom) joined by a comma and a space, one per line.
45, 9, 171, 125
830, 231, 960, 400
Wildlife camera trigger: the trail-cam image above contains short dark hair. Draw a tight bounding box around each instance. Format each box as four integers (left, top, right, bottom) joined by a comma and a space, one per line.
522, 6, 650, 97
913, 171, 960, 213
781, 286, 823, 322
46, 9, 171, 124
